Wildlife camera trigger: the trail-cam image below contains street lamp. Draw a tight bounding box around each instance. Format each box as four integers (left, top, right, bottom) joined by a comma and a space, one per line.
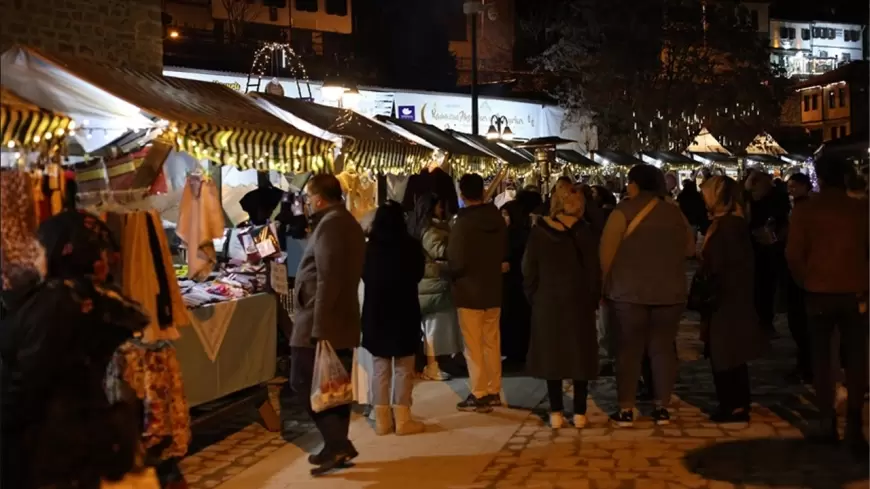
486, 115, 513, 140
464, 0, 484, 135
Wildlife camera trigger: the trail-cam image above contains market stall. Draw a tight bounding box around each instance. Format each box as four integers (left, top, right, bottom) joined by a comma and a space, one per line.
375, 115, 499, 176
2, 47, 337, 436
555, 149, 601, 180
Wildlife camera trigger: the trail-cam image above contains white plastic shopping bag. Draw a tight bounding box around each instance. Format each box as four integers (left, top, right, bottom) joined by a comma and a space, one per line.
310, 340, 353, 413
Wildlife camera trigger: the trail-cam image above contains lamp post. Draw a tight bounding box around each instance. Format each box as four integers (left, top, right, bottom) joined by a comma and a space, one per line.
486, 115, 514, 140
464, 1, 484, 135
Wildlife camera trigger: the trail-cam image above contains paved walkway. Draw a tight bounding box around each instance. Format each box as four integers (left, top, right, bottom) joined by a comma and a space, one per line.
180, 314, 869, 489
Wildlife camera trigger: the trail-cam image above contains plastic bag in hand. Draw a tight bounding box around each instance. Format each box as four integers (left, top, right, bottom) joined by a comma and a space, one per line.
310, 340, 353, 413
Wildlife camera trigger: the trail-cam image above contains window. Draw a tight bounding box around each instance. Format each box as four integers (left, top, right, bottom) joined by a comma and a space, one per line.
803, 95, 810, 111
811, 94, 818, 110
325, 0, 347, 16
819, 50, 828, 58
828, 28, 836, 39
842, 125, 848, 137
839, 88, 847, 107
842, 52, 851, 63
828, 90, 836, 108
263, 0, 286, 6
801, 28, 810, 40
779, 27, 788, 39
295, 0, 317, 12
845, 29, 862, 42
812, 27, 820, 38
269, 7, 278, 21
750, 10, 759, 30
831, 127, 838, 140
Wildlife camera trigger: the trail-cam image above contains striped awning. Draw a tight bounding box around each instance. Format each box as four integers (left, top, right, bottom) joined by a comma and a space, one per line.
23, 48, 333, 174
375, 116, 500, 176
253, 94, 433, 175
1, 86, 73, 150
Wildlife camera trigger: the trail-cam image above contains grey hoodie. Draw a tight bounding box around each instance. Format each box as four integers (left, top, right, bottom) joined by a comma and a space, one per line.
447, 203, 508, 309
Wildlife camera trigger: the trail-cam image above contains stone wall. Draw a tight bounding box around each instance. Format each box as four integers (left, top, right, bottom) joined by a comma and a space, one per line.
0, 0, 163, 72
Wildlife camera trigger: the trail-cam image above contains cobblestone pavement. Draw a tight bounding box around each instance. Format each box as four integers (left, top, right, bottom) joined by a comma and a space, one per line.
179, 385, 315, 489
470, 313, 870, 489
179, 309, 869, 489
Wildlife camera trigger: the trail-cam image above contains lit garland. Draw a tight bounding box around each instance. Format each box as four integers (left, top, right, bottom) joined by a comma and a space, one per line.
158, 127, 332, 175
250, 42, 312, 98
631, 101, 766, 151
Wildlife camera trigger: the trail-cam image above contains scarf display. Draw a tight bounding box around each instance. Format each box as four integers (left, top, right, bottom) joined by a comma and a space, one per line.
176, 175, 224, 282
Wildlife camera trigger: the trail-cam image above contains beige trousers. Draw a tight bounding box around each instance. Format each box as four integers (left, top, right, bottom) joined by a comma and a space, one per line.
458, 307, 503, 399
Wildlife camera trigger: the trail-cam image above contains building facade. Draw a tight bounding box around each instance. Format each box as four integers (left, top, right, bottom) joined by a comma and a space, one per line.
163, 0, 352, 76
770, 19, 866, 77
0, 0, 163, 72
792, 61, 868, 142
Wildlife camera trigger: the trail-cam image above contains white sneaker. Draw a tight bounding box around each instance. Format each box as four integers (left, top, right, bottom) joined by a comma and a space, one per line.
549, 412, 566, 429
573, 414, 588, 429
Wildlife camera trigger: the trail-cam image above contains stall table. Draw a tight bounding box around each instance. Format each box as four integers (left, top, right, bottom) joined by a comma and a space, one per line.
174, 293, 280, 429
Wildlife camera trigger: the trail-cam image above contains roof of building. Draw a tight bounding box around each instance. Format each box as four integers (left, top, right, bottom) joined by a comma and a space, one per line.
793, 61, 869, 90
770, 0, 869, 23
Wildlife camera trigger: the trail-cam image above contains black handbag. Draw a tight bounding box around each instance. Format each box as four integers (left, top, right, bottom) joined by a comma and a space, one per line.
687, 269, 717, 313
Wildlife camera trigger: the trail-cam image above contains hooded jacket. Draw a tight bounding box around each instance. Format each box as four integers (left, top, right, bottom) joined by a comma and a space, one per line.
447, 203, 508, 309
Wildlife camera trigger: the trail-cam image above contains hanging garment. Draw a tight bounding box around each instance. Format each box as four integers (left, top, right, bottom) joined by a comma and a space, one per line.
122, 210, 188, 343
106, 340, 191, 462
100, 468, 160, 489
0, 169, 44, 291
337, 170, 377, 221
176, 176, 224, 281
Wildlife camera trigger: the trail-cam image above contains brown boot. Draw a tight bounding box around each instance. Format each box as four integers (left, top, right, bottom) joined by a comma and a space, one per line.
374, 405, 393, 436
393, 405, 425, 435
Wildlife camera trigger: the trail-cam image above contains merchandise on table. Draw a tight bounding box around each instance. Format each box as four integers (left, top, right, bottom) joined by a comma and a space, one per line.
177, 263, 266, 308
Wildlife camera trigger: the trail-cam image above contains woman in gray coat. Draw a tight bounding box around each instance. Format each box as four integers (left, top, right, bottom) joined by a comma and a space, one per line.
699, 176, 768, 423
523, 186, 601, 429
411, 193, 463, 381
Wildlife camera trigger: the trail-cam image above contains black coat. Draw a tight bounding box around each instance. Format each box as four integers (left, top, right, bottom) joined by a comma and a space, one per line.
701, 215, 769, 371
0, 278, 149, 489
523, 219, 602, 380
361, 233, 426, 358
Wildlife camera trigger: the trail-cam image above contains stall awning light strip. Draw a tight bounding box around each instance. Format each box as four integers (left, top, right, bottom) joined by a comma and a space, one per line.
1, 104, 73, 150
163, 122, 334, 174
342, 139, 433, 175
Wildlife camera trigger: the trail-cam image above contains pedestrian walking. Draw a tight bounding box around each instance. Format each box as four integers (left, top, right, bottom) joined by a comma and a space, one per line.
786, 157, 869, 457
449, 174, 508, 413
698, 176, 768, 423
523, 185, 601, 429
411, 193, 464, 381
600, 164, 695, 427
746, 172, 790, 334
361, 201, 427, 436
290, 174, 366, 474
785, 173, 813, 382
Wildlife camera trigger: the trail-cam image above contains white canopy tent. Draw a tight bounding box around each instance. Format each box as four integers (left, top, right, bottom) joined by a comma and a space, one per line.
1, 46, 155, 153
687, 128, 732, 155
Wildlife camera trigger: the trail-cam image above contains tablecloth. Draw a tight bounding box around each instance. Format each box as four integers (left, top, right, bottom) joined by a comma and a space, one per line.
174, 293, 277, 407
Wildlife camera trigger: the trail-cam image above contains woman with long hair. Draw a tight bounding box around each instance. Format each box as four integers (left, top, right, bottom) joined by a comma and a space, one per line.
361, 201, 427, 435
498, 189, 540, 366
699, 176, 768, 422
523, 186, 601, 428
0, 210, 154, 489
410, 193, 463, 380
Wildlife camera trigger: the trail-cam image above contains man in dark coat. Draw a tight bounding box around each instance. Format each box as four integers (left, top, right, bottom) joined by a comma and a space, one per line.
448, 174, 508, 413
290, 174, 366, 474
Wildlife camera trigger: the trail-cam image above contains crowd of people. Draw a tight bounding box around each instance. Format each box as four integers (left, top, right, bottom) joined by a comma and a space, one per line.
291, 158, 868, 475
0, 158, 866, 485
